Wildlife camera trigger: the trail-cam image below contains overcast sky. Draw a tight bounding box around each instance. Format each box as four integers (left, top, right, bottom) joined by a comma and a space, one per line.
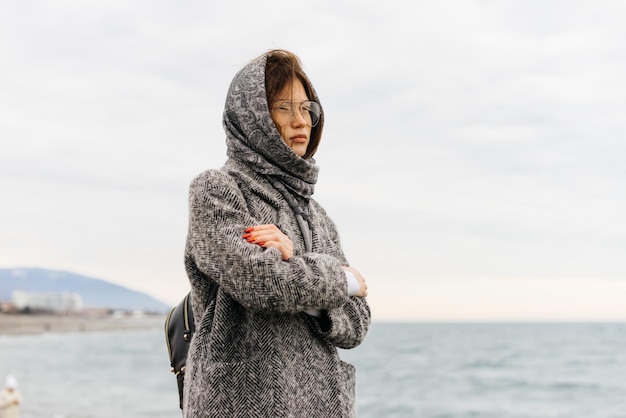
1, 0, 625, 321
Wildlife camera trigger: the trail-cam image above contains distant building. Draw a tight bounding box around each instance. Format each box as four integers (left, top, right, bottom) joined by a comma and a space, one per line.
0, 301, 19, 313
12, 290, 83, 312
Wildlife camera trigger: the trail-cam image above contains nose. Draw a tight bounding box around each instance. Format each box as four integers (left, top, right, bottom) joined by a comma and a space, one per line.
291, 107, 307, 126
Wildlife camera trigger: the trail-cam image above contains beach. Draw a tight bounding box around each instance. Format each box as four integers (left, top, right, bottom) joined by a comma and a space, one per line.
0, 313, 165, 335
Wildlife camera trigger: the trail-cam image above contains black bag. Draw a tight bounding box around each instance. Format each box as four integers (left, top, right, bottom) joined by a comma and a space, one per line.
165, 292, 195, 410
165, 283, 218, 410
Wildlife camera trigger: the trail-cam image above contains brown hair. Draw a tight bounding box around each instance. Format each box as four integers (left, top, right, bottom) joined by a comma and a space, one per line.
264, 49, 323, 159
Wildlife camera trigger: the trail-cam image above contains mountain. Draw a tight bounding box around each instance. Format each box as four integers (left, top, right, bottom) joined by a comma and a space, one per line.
0, 268, 170, 312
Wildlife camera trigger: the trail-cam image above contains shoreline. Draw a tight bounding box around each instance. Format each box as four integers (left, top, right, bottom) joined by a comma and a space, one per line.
0, 313, 165, 335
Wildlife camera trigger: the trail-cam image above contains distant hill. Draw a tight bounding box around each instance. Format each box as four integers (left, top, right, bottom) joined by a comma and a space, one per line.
0, 268, 170, 312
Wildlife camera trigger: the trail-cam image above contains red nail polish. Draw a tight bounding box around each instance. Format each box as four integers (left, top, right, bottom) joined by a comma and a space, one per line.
242, 233, 251, 238
245, 227, 254, 233
257, 242, 265, 246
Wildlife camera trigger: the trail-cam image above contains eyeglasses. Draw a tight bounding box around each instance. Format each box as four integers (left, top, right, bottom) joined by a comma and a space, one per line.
271, 100, 321, 127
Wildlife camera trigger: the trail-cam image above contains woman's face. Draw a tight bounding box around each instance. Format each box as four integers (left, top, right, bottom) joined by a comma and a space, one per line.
270, 78, 312, 158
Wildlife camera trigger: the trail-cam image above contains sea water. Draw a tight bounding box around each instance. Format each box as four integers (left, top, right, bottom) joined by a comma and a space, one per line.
341, 323, 626, 418
1, 322, 625, 417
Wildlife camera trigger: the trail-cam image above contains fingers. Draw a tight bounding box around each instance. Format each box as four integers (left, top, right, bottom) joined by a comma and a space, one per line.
355, 272, 368, 297
344, 266, 368, 298
242, 224, 283, 245
242, 224, 293, 260
360, 279, 368, 297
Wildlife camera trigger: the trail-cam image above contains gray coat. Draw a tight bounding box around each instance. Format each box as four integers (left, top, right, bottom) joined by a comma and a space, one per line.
183, 53, 371, 418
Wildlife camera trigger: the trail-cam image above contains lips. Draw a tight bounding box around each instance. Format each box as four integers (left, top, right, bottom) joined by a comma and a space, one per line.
290, 134, 308, 143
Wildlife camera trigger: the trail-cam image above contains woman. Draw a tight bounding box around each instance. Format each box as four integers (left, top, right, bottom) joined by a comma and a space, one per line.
183, 49, 371, 417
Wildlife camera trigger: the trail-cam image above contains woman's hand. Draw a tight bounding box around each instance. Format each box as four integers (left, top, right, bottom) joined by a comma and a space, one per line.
343, 266, 368, 297
243, 224, 294, 261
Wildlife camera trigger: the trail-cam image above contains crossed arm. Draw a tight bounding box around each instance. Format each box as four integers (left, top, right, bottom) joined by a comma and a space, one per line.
242, 223, 368, 297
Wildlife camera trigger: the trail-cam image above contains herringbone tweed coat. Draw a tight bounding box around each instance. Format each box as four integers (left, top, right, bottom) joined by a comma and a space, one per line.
182, 53, 371, 418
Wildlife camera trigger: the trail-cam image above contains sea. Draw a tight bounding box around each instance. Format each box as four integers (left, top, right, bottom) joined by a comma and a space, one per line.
1, 321, 625, 418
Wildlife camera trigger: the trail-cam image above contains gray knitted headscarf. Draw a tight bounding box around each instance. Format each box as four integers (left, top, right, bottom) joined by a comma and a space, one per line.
223, 52, 322, 251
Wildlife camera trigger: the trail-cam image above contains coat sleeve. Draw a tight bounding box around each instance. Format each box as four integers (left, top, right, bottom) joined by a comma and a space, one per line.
309, 297, 371, 349
308, 202, 372, 349
186, 170, 350, 314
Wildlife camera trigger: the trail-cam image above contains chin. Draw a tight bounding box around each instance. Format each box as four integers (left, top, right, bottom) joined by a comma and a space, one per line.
292, 146, 308, 157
